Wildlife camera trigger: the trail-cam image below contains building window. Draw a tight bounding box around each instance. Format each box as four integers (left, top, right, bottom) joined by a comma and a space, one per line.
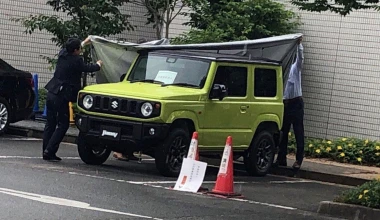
213, 66, 247, 97
254, 68, 277, 97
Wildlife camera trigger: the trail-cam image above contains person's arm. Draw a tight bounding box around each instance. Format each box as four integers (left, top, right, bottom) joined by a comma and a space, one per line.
78, 58, 102, 73
295, 38, 304, 70
81, 36, 92, 48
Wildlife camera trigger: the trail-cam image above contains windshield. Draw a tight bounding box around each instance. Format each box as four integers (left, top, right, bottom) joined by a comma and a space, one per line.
127, 53, 210, 88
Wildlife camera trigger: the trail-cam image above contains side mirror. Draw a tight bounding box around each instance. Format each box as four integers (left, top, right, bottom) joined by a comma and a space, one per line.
210, 84, 227, 101
120, 74, 126, 82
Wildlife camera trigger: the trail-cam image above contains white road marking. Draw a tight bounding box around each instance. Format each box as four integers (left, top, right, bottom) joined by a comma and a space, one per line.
0, 156, 81, 160
127, 181, 248, 184
67, 172, 297, 211
0, 137, 41, 141
0, 187, 162, 220
269, 180, 313, 184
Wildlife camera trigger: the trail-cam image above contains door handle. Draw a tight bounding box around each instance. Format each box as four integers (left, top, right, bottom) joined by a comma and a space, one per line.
240, 105, 249, 112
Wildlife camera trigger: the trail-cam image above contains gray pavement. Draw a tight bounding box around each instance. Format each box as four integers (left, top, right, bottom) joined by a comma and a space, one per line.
0, 135, 349, 220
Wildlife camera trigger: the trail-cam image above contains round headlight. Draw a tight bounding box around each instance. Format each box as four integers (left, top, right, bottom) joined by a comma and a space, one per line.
83, 95, 93, 109
141, 102, 153, 117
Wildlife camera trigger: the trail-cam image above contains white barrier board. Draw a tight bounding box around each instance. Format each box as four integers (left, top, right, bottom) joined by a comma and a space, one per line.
173, 158, 207, 193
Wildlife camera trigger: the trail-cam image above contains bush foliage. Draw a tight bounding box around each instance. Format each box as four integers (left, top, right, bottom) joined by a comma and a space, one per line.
335, 180, 380, 209
288, 132, 380, 167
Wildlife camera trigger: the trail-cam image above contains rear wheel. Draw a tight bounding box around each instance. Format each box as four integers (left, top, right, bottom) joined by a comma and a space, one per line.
155, 127, 190, 177
244, 131, 275, 176
0, 97, 10, 136
77, 132, 111, 165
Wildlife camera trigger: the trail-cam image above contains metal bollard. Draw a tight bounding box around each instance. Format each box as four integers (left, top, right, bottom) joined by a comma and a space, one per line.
33, 74, 39, 113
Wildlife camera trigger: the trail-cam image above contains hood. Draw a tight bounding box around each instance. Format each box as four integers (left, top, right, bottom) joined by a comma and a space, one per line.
83, 82, 206, 101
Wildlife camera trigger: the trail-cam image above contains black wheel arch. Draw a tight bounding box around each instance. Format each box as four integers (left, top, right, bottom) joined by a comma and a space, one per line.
170, 118, 196, 137
251, 121, 281, 150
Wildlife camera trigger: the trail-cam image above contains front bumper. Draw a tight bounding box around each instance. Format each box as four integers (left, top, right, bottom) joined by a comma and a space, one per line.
75, 113, 170, 148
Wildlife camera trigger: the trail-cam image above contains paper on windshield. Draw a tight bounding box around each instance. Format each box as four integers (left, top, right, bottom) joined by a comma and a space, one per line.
154, 70, 178, 84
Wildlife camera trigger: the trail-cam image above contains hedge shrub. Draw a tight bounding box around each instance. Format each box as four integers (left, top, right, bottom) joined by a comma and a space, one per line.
287, 132, 380, 167
335, 179, 380, 209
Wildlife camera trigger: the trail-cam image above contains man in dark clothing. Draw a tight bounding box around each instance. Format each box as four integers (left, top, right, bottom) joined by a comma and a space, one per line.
42, 37, 102, 161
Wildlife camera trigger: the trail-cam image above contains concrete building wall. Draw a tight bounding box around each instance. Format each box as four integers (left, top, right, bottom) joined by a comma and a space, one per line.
166, 1, 380, 141
0, 0, 156, 87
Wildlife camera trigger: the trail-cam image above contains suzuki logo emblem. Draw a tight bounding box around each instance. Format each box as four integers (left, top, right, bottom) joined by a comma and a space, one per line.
111, 101, 118, 109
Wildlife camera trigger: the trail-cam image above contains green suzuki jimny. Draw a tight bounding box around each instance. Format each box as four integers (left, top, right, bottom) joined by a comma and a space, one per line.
75, 49, 284, 177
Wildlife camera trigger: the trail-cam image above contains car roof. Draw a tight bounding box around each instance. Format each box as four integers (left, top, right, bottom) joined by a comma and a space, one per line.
144, 50, 281, 66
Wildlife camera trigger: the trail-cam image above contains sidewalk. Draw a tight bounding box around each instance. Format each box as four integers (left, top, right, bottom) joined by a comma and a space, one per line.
7, 120, 380, 186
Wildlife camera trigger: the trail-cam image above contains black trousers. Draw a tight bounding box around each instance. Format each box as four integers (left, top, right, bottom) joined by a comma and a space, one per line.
278, 97, 305, 164
42, 92, 70, 156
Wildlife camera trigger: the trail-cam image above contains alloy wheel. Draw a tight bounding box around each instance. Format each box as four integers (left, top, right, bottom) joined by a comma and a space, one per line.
256, 139, 273, 171
168, 136, 187, 170
0, 103, 8, 131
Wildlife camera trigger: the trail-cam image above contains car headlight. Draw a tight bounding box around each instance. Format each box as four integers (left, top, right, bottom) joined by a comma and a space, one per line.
141, 102, 153, 117
83, 95, 93, 109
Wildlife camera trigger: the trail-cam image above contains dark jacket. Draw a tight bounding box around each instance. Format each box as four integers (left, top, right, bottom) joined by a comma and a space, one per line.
45, 48, 100, 102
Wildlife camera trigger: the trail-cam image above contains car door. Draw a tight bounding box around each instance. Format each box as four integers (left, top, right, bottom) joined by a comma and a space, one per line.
199, 64, 253, 150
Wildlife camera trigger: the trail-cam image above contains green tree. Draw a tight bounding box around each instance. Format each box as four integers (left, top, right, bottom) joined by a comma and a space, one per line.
133, 0, 188, 39
12, 0, 135, 86
172, 0, 301, 44
291, 0, 380, 16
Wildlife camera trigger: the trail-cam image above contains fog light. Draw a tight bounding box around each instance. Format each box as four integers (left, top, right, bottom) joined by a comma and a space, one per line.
149, 128, 155, 135
78, 118, 82, 126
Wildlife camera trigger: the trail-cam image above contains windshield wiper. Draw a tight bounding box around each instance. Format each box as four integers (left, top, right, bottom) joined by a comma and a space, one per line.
130, 79, 163, 84
161, 83, 199, 88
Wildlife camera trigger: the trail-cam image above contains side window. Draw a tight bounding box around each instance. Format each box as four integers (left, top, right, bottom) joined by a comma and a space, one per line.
254, 68, 277, 97
213, 66, 247, 97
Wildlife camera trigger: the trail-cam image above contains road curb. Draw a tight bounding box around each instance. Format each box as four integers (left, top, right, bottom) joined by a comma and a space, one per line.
6, 125, 370, 186
7, 125, 77, 145
317, 201, 380, 220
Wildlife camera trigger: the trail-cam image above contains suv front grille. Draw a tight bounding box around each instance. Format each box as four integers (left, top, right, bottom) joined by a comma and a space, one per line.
92, 95, 138, 117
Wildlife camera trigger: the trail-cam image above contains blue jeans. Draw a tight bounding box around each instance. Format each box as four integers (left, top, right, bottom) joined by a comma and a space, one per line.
278, 97, 305, 164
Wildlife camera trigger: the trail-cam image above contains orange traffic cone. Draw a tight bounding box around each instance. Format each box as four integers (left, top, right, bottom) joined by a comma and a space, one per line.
187, 132, 199, 161
208, 136, 243, 198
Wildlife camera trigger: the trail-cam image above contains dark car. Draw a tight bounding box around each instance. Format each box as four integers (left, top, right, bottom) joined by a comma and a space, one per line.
0, 59, 36, 135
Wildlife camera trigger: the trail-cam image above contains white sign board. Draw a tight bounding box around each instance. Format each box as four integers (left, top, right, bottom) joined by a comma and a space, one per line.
174, 158, 207, 193
154, 70, 177, 84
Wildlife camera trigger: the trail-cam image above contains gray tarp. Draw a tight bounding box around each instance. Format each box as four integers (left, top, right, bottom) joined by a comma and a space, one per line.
89, 33, 303, 85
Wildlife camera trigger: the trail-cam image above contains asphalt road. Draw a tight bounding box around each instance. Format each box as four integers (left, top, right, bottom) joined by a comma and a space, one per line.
0, 134, 349, 220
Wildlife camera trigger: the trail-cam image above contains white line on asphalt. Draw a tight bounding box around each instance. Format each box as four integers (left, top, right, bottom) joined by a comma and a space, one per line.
0, 156, 81, 160
269, 180, 313, 184
127, 181, 248, 184
0, 187, 162, 220
0, 137, 41, 141
67, 172, 297, 211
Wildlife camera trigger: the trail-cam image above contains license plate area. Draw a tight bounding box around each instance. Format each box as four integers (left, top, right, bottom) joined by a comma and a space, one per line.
100, 125, 121, 141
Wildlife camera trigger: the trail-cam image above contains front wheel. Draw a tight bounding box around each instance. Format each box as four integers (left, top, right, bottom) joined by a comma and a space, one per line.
77, 132, 111, 165
244, 131, 275, 176
155, 127, 190, 177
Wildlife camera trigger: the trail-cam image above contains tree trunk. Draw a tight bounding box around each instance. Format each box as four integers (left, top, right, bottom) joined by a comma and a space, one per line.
165, 0, 170, 39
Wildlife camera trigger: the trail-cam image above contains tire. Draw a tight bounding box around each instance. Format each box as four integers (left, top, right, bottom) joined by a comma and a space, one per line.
244, 131, 275, 176
77, 132, 111, 165
0, 97, 11, 136
155, 127, 191, 177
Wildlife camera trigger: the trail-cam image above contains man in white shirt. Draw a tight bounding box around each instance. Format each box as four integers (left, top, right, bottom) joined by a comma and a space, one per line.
274, 37, 304, 170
